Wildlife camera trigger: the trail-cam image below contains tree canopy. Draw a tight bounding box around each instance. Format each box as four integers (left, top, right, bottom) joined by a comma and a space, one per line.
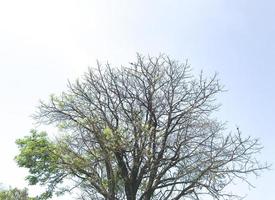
16, 54, 268, 200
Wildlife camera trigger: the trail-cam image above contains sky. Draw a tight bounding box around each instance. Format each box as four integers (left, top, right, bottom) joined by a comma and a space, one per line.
0, 0, 274, 199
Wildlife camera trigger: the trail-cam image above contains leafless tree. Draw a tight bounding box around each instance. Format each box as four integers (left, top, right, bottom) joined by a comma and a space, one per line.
29, 54, 267, 200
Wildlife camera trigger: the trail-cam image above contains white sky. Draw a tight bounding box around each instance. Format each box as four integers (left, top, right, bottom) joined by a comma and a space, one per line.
0, 0, 274, 199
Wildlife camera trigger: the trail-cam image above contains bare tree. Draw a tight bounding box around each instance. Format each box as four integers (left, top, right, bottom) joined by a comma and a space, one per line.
16, 54, 268, 200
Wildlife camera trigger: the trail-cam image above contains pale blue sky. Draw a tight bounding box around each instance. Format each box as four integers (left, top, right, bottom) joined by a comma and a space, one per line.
0, 0, 274, 199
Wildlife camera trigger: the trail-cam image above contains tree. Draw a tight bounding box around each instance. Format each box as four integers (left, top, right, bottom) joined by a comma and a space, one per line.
16, 54, 268, 200
0, 187, 36, 200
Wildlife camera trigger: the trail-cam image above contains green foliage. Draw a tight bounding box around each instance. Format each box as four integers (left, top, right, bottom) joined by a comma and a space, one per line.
103, 127, 113, 140
15, 130, 66, 199
0, 187, 36, 200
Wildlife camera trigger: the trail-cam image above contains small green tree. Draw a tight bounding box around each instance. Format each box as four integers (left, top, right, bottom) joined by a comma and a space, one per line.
16, 54, 268, 200
15, 130, 65, 199
0, 187, 36, 200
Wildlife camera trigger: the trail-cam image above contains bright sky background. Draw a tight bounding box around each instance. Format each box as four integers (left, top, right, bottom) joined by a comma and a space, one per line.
0, 0, 274, 199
